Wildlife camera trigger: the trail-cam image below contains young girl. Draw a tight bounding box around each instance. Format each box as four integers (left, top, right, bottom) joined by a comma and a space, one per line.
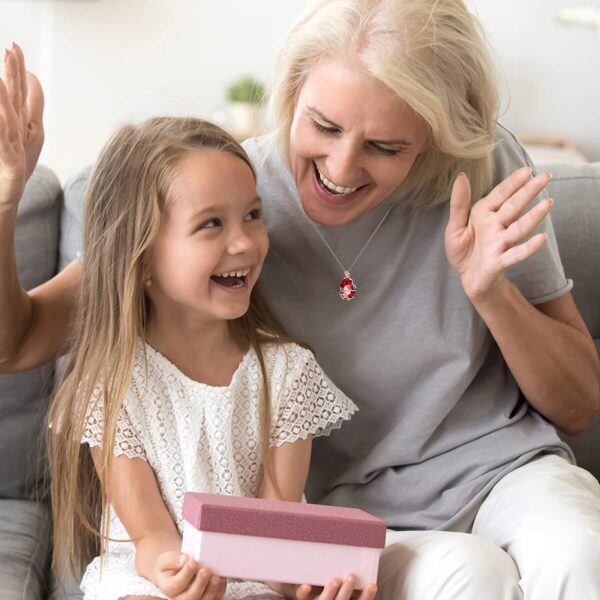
40, 117, 375, 600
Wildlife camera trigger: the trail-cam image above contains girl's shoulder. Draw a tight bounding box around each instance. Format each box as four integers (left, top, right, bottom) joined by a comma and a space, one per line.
258, 339, 313, 374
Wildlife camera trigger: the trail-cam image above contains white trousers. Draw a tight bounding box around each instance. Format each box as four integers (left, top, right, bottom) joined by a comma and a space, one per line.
377, 455, 600, 600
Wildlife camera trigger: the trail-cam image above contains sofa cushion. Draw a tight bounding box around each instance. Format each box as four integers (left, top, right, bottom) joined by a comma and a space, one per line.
0, 165, 61, 499
0, 499, 51, 600
59, 167, 90, 270
542, 162, 600, 479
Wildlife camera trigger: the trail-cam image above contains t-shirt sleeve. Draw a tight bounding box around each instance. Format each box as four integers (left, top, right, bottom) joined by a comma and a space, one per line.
492, 125, 573, 304
269, 345, 358, 447
81, 385, 147, 461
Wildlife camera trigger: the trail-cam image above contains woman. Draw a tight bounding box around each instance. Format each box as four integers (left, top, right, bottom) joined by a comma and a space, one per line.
1, 1, 599, 598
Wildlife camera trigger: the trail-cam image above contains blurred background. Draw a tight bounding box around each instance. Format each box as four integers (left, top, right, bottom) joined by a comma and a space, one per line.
0, 0, 599, 183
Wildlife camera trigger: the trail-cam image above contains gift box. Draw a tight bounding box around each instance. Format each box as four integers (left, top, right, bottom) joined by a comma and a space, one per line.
181, 492, 386, 589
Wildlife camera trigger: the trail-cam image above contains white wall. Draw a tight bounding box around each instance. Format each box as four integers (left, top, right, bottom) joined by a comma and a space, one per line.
1, 0, 599, 182
0, 0, 311, 182
469, 0, 600, 162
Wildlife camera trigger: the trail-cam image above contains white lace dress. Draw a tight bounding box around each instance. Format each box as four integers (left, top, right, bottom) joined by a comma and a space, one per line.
80, 340, 358, 600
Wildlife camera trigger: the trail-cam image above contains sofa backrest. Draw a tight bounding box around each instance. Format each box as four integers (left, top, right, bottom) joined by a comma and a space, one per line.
0, 166, 61, 499
542, 162, 600, 477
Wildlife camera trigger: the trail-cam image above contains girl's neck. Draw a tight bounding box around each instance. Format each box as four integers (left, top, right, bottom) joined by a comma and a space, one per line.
145, 312, 248, 387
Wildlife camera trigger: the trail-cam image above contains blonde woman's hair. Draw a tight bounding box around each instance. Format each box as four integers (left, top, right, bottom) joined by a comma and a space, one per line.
47, 116, 296, 580
267, 0, 500, 208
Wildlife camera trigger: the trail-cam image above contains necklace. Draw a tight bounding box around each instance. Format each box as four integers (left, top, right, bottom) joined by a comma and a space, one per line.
309, 200, 398, 301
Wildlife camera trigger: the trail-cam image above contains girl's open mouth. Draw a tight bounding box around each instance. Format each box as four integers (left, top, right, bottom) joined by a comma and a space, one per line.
210, 268, 251, 292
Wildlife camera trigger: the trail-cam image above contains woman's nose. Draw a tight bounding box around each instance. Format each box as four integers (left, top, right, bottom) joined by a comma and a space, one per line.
325, 141, 363, 185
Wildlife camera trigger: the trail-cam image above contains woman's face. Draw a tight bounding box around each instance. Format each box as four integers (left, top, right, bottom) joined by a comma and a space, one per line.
290, 58, 430, 227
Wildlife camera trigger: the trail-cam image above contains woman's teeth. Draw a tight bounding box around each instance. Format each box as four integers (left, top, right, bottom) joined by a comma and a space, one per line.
317, 166, 359, 195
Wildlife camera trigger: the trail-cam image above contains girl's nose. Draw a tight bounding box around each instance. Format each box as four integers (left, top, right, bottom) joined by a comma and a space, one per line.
227, 225, 255, 255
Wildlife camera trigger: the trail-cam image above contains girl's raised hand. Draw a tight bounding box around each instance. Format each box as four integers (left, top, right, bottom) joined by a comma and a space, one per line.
153, 551, 226, 600
444, 167, 553, 305
0, 43, 44, 209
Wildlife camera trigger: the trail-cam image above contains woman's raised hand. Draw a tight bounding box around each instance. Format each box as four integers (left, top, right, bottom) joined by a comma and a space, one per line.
153, 552, 227, 600
0, 43, 44, 209
444, 167, 553, 304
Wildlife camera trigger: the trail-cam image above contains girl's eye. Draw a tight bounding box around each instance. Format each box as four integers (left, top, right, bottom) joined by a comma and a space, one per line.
312, 120, 340, 136
368, 142, 399, 157
244, 208, 262, 222
199, 218, 221, 230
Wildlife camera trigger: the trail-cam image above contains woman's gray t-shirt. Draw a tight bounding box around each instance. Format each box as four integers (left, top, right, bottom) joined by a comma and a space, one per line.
242, 124, 573, 531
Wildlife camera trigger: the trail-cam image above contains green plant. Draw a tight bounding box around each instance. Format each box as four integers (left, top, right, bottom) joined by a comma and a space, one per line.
226, 76, 266, 104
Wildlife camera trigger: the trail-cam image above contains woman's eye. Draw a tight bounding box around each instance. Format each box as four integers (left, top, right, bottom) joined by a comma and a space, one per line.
312, 120, 340, 135
369, 142, 399, 157
244, 208, 263, 221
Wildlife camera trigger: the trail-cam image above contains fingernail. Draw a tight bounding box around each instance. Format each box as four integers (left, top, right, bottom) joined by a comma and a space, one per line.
457, 171, 467, 179
211, 576, 220, 586
548, 197, 554, 206
546, 171, 553, 180
178, 553, 187, 566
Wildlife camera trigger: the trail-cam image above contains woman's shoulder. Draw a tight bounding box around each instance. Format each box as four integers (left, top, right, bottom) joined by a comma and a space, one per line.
491, 123, 534, 184
241, 133, 279, 173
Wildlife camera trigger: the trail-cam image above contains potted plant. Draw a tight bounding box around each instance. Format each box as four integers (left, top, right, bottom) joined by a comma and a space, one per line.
226, 76, 266, 138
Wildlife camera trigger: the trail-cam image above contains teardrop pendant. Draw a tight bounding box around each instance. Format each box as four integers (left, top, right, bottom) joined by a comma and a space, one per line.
339, 271, 357, 301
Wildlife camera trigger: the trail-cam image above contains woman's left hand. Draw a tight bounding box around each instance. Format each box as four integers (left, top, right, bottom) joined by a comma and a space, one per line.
444, 166, 553, 304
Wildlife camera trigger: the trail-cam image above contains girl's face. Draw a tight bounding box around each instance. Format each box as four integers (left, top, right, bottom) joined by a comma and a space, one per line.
148, 150, 268, 325
290, 58, 430, 227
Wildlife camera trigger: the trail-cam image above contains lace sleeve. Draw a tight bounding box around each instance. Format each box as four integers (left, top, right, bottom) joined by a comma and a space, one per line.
81, 385, 147, 461
269, 347, 358, 447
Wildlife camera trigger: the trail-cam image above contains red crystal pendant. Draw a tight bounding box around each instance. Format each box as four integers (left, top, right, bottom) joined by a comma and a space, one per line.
339, 271, 357, 301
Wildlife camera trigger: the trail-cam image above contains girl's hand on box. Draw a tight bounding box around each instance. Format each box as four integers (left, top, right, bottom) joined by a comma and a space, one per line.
273, 574, 377, 599
153, 551, 226, 600
0, 43, 44, 209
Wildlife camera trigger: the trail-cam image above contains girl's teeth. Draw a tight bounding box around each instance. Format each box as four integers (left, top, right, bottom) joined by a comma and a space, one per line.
317, 168, 358, 195
215, 269, 250, 278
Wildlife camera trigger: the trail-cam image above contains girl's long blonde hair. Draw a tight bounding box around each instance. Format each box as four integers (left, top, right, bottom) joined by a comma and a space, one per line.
267, 0, 500, 208
47, 116, 295, 580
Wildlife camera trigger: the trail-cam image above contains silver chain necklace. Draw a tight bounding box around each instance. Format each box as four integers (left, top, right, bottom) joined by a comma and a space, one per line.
309, 199, 398, 301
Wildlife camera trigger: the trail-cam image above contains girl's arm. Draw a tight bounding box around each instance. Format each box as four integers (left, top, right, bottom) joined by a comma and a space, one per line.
258, 435, 312, 502
259, 438, 377, 600
88, 446, 225, 599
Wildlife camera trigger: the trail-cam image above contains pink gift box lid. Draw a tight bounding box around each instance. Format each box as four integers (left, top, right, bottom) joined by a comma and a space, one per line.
183, 492, 387, 549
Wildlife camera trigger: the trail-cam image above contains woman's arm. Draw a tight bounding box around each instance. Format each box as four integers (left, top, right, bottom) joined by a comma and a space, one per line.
0, 44, 78, 372
472, 283, 599, 435
446, 168, 600, 435
88, 446, 226, 599
0, 254, 81, 372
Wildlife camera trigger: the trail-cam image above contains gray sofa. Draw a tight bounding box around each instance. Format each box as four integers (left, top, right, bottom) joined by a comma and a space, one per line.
1, 161, 599, 599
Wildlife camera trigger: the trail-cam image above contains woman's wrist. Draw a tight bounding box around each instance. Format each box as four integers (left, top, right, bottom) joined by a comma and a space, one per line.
0, 200, 19, 221
464, 274, 512, 311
